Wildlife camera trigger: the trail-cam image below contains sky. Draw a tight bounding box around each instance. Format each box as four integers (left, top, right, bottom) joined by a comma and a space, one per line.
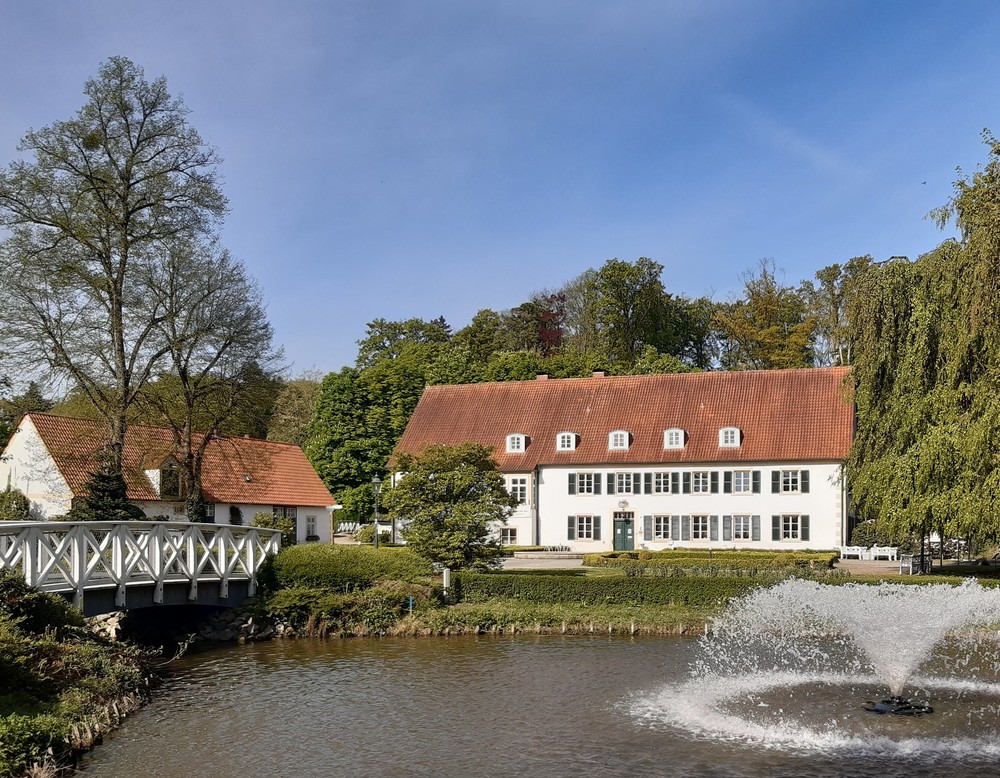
2, 1, 999, 375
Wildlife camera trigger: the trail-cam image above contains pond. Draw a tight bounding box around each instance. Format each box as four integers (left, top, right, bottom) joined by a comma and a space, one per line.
80, 635, 995, 778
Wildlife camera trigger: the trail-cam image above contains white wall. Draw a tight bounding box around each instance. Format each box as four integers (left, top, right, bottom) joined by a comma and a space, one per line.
535, 462, 846, 552
0, 417, 73, 518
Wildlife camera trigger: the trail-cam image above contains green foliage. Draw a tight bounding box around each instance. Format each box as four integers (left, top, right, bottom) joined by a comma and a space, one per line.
0, 569, 84, 633
67, 456, 145, 522
849, 520, 905, 547
848, 137, 1000, 543
386, 443, 515, 570
800, 256, 873, 366
251, 512, 296, 546
0, 486, 30, 520
0, 713, 65, 777
355, 524, 390, 545
453, 571, 758, 607
267, 544, 433, 591
580, 550, 842, 578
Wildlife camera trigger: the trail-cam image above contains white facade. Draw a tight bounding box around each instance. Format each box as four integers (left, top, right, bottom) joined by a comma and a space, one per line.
505, 461, 847, 552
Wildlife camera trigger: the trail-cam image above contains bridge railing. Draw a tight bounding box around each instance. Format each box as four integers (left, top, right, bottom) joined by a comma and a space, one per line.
0, 521, 282, 610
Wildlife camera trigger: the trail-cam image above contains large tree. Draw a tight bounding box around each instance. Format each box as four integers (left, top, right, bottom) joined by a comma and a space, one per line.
848, 134, 1000, 545
0, 57, 226, 479
800, 256, 873, 366
384, 443, 515, 570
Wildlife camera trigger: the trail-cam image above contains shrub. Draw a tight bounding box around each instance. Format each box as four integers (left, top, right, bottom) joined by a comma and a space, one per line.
0, 486, 31, 520
0, 569, 84, 633
581, 549, 840, 577
269, 544, 434, 592
0, 713, 65, 777
355, 524, 390, 545
252, 512, 296, 546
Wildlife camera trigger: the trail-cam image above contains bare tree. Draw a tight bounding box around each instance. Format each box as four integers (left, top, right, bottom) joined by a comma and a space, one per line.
0, 57, 226, 476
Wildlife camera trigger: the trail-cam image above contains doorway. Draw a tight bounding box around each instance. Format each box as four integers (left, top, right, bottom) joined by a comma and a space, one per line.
613, 511, 635, 551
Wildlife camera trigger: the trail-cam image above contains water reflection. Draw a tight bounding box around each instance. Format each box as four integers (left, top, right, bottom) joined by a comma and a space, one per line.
80, 636, 996, 778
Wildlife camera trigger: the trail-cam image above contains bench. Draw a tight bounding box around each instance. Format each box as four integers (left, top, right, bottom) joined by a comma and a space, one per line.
839, 546, 866, 560
869, 546, 898, 561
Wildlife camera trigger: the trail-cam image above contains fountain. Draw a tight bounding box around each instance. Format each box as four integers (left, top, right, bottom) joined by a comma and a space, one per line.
633, 578, 1000, 758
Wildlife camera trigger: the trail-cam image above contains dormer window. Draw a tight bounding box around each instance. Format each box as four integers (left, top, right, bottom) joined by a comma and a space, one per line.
608, 430, 630, 450
556, 432, 577, 451
664, 428, 686, 450
159, 458, 183, 499
719, 427, 742, 448
506, 434, 527, 453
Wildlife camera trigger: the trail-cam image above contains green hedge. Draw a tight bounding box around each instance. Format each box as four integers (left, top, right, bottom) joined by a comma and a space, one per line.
453, 571, 761, 607
582, 549, 840, 576
265, 544, 434, 592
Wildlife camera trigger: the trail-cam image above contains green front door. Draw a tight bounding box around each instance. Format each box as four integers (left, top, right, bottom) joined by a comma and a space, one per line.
613, 512, 635, 551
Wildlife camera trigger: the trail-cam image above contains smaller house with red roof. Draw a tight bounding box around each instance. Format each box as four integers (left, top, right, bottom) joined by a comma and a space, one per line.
0, 413, 336, 544
393, 367, 854, 552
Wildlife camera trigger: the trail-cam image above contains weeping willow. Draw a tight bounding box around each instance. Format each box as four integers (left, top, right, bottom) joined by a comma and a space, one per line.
847, 133, 1000, 545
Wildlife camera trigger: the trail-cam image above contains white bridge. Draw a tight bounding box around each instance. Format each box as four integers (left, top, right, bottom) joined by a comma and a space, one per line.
0, 521, 281, 615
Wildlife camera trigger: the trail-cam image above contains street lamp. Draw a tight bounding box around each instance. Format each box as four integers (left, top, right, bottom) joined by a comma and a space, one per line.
371, 476, 382, 550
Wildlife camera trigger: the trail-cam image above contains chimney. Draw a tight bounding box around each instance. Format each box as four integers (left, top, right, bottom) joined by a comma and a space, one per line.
535, 373, 550, 380
592, 370, 608, 378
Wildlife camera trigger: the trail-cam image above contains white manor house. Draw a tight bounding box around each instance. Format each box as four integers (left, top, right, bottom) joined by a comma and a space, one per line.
394, 367, 854, 552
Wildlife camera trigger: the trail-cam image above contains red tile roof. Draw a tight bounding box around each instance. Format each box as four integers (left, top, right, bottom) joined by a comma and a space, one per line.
394, 367, 853, 470
25, 413, 335, 507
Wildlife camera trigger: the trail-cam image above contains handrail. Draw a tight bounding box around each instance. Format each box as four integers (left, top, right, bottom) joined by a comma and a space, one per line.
0, 521, 281, 610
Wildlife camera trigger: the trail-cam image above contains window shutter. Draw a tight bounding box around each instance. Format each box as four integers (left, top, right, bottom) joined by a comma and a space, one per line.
670, 515, 681, 540
681, 515, 691, 541
801, 470, 810, 493
594, 475, 602, 494
771, 471, 781, 493
722, 515, 732, 542
752, 470, 761, 493
710, 471, 719, 494
710, 515, 719, 542
751, 515, 761, 541
723, 471, 732, 494
682, 472, 691, 494
606, 473, 615, 494
772, 515, 781, 541
801, 515, 810, 541
644, 473, 652, 494
643, 515, 653, 541
593, 516, 602, 541
567, 516, 576, 540
671, 472, 679, 493
568, 473, 576, 495
633, 473, 642, 493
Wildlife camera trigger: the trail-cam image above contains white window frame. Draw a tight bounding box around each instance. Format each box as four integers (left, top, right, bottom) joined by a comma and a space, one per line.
653, 472, 671, 494
556, 432, 577, 451
653, 514, 671, 540
306, 515, 317, 538
691, 514, 709, 540
615, 472, 633, 494
692, 471, 711, 494
507, 476, 528, 504
781, 470, 801, 494
577, 515, 598, 540
506, 434, 526, 453
576, 472, 595, 494
204, 502, 216, 519
732, 470, 753, 495
500, 527, 517, 545
609, 430, 630, 450
782, 513, 801, 540
733, 514, 752, 541
664, 428, 685, 449
719, 426, 741, 448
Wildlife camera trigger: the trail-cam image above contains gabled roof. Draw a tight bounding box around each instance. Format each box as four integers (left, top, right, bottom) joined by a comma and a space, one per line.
394, 367, 853, 470
24, 413, 335, 507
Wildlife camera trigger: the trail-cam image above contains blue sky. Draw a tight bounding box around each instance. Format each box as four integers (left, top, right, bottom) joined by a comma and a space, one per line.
3, 1, 999, 374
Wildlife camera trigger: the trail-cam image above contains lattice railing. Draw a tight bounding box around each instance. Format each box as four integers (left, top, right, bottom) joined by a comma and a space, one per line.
0, 521, 282, 609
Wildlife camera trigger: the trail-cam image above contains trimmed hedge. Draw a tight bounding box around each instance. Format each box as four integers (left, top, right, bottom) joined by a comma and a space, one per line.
453, 571, 760, 607
582, 549, 840, 576
265, 544, 434, 592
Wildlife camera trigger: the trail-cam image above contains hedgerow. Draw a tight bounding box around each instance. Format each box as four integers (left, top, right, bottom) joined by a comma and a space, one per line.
582, 549, 840, 576
264, 544, 435, 592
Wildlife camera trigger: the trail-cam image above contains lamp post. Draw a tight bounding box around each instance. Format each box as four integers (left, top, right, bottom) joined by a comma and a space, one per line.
371, 476, 382, 550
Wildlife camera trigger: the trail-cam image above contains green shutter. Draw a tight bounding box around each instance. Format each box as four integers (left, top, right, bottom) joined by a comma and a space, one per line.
671, 515, 681, 540
568, 474, 576, 495
567, 516, 576, 540
710, 515, 719, 542
606, 473, 615, 494
723, 471, 732, 494
594, 475, 602, 495
722, 515, 732, 541
633, 472, 642, 493
772, 515, 781, 541
771, 471, 781, 493
710, 472, 719, 494
801, 515, 810, 541
643, 515, 653, 541
682, 472, 691, 493
681, 515, 691, 541
801, 470, 810, 493
644, 473, 652, 494
671, 472, 679, 493
752, 471, 761, 493
593, 516, 602, 541
751, 515, 761, 541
